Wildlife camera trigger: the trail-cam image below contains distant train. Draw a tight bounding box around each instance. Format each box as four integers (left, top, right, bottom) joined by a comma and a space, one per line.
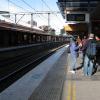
0, 21, 68, 47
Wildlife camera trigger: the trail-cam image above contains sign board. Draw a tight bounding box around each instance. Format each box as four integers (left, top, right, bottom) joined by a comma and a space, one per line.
66, 12, 89, 23
67, 14, 85, 21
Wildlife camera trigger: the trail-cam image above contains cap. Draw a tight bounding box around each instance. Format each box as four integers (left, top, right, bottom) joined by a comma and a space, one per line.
89, 33, 94, 38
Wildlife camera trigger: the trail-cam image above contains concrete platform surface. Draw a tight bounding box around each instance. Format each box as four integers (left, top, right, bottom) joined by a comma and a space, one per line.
0, 46, 67, 100
62, 53, 100, 100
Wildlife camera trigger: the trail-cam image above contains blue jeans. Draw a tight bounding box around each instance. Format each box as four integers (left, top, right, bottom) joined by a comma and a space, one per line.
71, 54, 77, 70
83, 55, 93, 76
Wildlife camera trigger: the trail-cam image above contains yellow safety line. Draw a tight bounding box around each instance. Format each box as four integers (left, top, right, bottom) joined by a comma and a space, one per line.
72, 82, 76, 100
67, 80, 76, 100
67, 81, 71, 100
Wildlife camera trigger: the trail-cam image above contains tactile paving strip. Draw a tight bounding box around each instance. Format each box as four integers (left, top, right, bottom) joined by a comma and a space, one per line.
29, 51, 68, 100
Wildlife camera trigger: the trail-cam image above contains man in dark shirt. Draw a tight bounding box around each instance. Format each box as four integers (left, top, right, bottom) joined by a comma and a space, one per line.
83, 33, 96, 76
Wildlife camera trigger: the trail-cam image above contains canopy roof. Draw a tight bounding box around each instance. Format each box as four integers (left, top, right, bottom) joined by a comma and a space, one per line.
57, 0, 100, 19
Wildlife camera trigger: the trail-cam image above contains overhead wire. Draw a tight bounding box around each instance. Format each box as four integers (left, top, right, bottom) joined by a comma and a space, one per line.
41, 0, 52, 11
41, 0, 64, 30
21, 0, 36, 11
20, 0, 48, 20
7, 0, 64, 31
41, 0, 64, 24
8, 0, 48, 25
7, 0, 32, 24
9, 0, 30, 12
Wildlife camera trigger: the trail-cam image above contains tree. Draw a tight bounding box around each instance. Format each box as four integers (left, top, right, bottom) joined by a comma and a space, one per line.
49, 28, 55, 35
39, 25, 55, 35
39, 25, 49, 32
27, 20, 37, 26
60, 28, 65, 35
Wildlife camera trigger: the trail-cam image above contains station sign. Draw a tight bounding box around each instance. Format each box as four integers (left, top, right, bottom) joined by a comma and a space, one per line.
67, 14, 85, 21
66, 12, 89, 23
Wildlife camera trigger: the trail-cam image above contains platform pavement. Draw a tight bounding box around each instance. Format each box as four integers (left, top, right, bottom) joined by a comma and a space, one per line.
62, 52, 100, 100
29, 47, 100, 100
0, 46, 68, 100
0, 45, 100, 100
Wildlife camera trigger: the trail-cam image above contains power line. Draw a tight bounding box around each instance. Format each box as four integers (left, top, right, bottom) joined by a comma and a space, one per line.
9, 0, 62, 24
8, 0, 48, 25
21, 0, 36, 12
9, 0, 30, 12
41, 0, 64, 28
41, 0, 64, 25
9, 0, 45, 20
20, 0, 48, 21
41, 0, 52, 11
8, 0, 32, 24
7, 0, 63, 31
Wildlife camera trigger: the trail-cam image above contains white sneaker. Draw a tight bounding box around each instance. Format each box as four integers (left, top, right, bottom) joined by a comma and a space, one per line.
69, 70, 75, 74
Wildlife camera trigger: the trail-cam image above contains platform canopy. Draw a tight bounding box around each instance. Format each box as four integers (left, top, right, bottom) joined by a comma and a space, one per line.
64, 23, 88, 32
57, 0, 100, 19
57, 0, 100, 35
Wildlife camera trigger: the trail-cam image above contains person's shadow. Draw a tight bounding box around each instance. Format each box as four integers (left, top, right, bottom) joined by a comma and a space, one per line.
73, 65, 83, 71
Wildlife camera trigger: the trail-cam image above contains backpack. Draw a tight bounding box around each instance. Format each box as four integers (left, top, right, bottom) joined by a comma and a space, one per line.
86, 39, 97, 59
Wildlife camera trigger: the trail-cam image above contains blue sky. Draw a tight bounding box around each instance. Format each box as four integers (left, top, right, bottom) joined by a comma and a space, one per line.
0, 0, 65, 34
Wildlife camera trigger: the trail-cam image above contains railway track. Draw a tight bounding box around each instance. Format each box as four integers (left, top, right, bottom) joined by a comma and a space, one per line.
0, 48, 57, 92
0, 51, 46, 79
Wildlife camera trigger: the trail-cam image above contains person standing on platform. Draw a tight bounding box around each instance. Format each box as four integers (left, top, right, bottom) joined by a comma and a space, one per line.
83, 33, 97, 76
69, 37, 82, 74
81, 36, 88, 67
76, 35, 82, 46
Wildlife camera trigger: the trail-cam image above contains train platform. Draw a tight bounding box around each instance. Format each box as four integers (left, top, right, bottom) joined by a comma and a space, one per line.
0, 45, 100, 100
